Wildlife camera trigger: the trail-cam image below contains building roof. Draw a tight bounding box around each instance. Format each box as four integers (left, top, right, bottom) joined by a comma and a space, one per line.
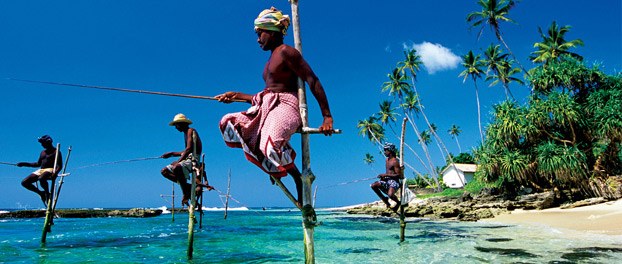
441, 163, 478, 174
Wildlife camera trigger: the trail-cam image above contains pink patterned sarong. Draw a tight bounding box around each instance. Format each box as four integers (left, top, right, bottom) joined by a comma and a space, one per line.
220, 90, 301, 178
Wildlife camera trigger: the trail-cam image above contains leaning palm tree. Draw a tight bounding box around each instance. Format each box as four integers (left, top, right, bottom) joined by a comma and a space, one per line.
459, 50, 486, 142
377, 100, 399, 135
357, 116, 385, 147
418, 130, 432, 147
486, 58, 525, 100
467, 0, 528, 74
483, 44, 524, 100
381, 68, 411, 100
530, 21, 584, 65
398, 49, 457, 176
399, 89, 441, 187
448, 124, 463, 153
398, 49, 422, 83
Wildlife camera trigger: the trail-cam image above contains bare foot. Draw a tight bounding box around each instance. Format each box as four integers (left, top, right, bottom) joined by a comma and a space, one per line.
181, 195, 190, 207
391, 204, 400, 213
197, 183, 214, 191
38, 191, 48, 207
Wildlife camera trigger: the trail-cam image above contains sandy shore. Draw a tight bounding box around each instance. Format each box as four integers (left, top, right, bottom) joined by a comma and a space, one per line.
482, 199, 622, 236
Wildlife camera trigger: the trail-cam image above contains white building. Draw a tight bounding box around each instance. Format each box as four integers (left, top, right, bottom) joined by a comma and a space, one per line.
441, 163, 478, 188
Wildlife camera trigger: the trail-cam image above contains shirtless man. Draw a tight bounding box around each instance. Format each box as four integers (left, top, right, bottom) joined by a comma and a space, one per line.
216, 7, 333, 205
17, 135, 63, 206
161, 113, 211, 206
371, 143, 402, 212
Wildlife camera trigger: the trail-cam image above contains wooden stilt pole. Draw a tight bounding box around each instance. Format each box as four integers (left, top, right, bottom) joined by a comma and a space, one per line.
224, 169, 231, 219
187, 132, 199, 259
199, 154, 205, 229
41, 143, 60, 244
51, 146, 72, 215
288, 1, 317, 263
171, 184, 175, 222
399, 118, 407, 243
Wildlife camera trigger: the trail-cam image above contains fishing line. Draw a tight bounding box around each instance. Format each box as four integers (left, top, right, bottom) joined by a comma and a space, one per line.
10, 78, 246, 102
73, 156, 162, 170
317, 176, 378, 189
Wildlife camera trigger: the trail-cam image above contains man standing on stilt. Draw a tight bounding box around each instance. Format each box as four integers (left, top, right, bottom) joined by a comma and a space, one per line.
371, 142, 401, 212
215, 7, 333, 206
17, 135, 62, 206
161, 113, 211, 206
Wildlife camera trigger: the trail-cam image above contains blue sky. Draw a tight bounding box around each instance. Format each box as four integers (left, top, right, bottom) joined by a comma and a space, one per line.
1, 1, 620, 209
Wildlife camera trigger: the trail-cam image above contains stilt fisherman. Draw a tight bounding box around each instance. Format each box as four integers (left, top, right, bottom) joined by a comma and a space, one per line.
215, 7, 334, 206
17, 135, 62, 206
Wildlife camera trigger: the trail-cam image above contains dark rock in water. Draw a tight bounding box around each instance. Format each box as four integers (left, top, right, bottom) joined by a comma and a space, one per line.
474, 246, 539, 258
0, 208, 162, 218
485, 238, 513, 242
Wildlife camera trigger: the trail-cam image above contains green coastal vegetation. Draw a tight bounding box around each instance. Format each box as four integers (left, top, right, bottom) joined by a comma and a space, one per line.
358, 0, 621, 203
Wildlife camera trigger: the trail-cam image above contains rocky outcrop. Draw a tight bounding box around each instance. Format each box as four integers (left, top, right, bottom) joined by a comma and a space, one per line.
560, 197, 607, 209
0, 208, 162, 218
346, 190, 583, 221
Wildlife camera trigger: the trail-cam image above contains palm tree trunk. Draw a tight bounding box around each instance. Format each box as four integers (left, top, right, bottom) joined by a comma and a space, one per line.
474, 79, 484, 142
405, 112, 440, 191
400, 139, 432, 174
454, 137, 462, 153
496, 29, 529, 76
504, 82, 515, 100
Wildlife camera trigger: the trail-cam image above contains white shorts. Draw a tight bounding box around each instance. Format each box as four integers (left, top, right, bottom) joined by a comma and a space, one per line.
33, 168, 54, 176
166, 155, 195, 180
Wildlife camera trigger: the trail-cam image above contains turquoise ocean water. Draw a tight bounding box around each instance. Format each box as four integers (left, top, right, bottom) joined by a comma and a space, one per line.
1, 208, 621, 263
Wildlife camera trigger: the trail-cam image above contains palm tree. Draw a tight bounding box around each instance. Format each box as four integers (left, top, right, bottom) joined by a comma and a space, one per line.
488, 58, 524, 100
459, 50, 486, 142
530, 21, 584, 65
398, 49, 422, 83
381, 68, 411, 100
467, 0, 527, 74
377, 100, 399, 134
400, 89, 438, 182
398, 49, 457, 182
418, 130, 432, 146
483, 44, 524, 100
448, 125, 463, 153
357, 116, 385, 146
363, 153, 375, 165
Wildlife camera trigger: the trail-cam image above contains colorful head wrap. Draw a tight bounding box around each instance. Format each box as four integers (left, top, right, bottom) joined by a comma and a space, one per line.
383, 142, 396, 153
254, 7, 290, 35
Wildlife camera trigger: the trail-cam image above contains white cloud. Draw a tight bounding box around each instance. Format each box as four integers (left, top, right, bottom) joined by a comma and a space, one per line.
406, 42, 461, 74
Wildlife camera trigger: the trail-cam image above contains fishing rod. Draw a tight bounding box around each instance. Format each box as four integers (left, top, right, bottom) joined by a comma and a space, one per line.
73, 156, 162, 170
0, 162, 17, 166
318, 176, 378, 189
10, 78, 245, 102
12, 78, 342, 134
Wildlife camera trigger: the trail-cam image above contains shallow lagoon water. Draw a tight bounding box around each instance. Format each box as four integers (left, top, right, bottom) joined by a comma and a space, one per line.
1, 209, 621, 263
